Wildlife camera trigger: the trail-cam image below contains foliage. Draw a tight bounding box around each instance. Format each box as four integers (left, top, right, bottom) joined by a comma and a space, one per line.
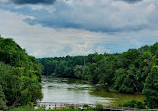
9, 105, 46, 111
0, 37, 42, 108
83, 104, 91, 110
37, 42, 158, 93
37, 54, 97, 78
38, 42, 158, 108
143, 66, 158, 108
119, 99, 146, 109
94, 103, 104, 111
0, 85, 7, 110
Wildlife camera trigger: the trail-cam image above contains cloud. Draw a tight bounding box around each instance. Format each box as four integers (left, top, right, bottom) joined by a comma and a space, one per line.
0, 0, 56, 4
1, 0, 155, 33
0, 9, 158, 58
0, 9, 112, 57
0, 0, 158, 57
116, 0, 142, 3
0, 0, 143, 5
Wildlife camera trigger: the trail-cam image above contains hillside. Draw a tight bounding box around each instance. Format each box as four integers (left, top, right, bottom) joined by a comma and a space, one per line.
0, 36, 42, 110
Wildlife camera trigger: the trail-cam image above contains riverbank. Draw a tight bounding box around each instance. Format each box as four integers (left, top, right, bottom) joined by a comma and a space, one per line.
8, 104, 156, 111
41, 77, 145, 106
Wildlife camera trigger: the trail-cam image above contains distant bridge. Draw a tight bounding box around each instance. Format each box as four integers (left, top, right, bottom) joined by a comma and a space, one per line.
34, 102, 158, 111
34, 102, 95, 109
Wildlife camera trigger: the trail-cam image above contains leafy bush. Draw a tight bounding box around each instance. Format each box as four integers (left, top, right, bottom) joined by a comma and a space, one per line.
83, 104, 91, 109
95, 103, 104, 111
0, 85, 7, 110
9, 105, 47, 111
119, 99, 146, 109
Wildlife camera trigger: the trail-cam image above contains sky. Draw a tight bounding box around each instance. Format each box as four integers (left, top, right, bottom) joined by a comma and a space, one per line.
0, 0, 158, 57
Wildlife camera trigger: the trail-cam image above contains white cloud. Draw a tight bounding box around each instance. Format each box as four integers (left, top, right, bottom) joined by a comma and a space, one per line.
0, 9, 116, 57
1, 0, 158, 57
0, 0, 9, 3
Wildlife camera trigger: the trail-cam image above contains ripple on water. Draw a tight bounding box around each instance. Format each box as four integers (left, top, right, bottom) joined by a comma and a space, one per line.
41, 77, 145, 106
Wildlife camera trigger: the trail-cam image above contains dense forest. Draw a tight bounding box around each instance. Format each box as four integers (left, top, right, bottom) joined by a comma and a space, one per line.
0, 36, 43, 110
0, 35, 158, 109
38, 43, 158, 108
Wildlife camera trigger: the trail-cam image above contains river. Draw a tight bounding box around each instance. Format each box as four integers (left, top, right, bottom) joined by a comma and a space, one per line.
41, 77, 145, 106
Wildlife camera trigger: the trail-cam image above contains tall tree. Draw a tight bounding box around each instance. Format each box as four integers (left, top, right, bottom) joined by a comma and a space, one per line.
0, 37, 43, 107
143, 66, 158, 108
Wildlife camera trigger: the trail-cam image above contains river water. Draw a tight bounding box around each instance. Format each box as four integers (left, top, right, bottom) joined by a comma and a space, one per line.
41, 77, 145, 106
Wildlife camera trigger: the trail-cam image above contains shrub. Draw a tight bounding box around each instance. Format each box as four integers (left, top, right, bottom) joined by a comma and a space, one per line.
119, 99, 146, 109
95, 103, 104, 111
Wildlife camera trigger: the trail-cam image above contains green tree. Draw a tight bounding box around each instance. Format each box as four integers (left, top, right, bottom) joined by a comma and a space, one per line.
113, 67, 137, 93
143, 66, 158, 108
0, 37, 43, 107
74, 65, 91, 80
74, 65, 83, 78
0, 85, 7, 110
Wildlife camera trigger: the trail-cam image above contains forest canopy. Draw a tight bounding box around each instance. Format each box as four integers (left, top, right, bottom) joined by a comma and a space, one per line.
38, 42, 158, 108
0, 36, 42, 110
0, 35, 158, 109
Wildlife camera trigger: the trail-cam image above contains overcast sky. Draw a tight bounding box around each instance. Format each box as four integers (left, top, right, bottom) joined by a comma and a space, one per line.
0, 0, 158, 57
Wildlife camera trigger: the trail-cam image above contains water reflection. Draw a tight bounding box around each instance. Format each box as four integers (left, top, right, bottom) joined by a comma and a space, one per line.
41, 77, 145, 106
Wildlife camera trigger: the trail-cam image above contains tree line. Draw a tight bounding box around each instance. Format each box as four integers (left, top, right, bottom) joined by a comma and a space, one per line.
38, 43, 158, 108
0, 36, 43, 110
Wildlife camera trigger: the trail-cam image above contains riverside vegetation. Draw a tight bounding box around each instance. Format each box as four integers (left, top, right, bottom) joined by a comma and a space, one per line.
38, 43, 158, 109
0, 36, 43, 110
0, 36, 158, 110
